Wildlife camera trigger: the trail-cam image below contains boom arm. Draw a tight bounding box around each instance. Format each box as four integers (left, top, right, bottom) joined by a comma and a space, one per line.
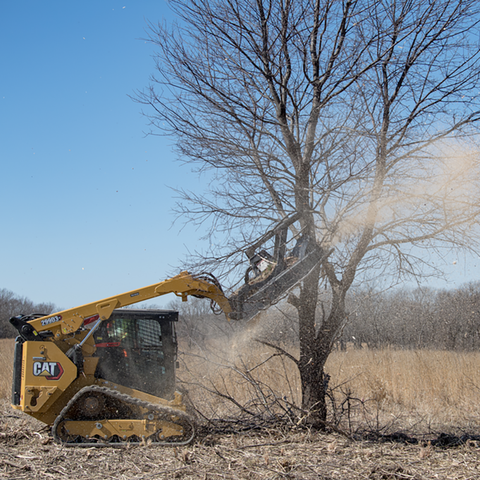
22, 272, 232, 340
13, 222, 331, 339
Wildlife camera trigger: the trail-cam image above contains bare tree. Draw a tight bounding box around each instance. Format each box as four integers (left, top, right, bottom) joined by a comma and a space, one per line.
435, 283, 480, 350
138, 0, 480, 425
341, 282, 480, 350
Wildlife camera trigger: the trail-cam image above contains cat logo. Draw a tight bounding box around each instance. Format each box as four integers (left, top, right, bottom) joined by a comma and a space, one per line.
33, 361, 64, 380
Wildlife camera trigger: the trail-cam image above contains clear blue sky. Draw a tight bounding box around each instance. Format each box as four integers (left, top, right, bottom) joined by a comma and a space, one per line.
0, 1, 477, 313
0, 1, 209, 310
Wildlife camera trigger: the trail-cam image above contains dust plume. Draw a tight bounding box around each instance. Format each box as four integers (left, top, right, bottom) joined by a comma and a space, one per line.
321, 141, 480, 249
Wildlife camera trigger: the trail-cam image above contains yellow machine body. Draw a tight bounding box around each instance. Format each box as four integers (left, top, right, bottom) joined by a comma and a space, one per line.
10, 272, 230, 445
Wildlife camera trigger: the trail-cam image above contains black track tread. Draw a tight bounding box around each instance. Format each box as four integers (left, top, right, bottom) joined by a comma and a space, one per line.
52, 385, 195, 447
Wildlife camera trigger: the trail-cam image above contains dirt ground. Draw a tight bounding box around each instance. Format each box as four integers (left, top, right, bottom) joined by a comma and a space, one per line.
1, 402, 479, 480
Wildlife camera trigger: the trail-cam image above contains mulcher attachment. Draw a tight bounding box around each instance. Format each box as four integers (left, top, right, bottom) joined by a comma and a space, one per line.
228, 218, 331, 321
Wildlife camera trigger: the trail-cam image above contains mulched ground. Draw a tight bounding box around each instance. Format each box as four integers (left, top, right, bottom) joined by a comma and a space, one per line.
1, 402, 480, 479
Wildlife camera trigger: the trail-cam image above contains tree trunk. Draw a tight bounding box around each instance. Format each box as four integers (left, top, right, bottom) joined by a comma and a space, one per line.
295, 263, 326, 425
294, 264, 347, 427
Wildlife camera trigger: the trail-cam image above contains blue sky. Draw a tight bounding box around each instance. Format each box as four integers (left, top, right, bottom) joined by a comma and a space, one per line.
0, 1, 209, 309
1, 1, 478, 313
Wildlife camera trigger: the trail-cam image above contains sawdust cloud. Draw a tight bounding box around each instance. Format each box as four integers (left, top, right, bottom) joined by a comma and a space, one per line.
323, 142, 480, 248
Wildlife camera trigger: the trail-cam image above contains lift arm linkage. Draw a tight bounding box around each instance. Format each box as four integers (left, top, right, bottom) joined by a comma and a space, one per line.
26, 272, 233, 339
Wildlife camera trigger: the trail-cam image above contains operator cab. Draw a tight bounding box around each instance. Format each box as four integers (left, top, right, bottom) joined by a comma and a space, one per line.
93, 309, 178, 400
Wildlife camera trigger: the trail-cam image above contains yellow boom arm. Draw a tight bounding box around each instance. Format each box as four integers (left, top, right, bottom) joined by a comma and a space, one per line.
28, 272, 232, 339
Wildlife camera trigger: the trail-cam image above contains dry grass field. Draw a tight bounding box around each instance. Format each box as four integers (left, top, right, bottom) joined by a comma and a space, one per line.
177, 338, 480, 437
0, 340, 13, 401
1, 337, 480, 479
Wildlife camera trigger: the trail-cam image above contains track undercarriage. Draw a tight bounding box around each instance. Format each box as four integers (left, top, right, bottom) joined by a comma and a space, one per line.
52, 386, 195, 447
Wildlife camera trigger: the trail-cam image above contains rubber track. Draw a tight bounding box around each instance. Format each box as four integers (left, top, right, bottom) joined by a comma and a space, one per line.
52, 385, 195, 447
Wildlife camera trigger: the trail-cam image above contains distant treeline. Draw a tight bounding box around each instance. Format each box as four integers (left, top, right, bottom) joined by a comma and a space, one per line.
341, 282, 480, 351
2, 282, 479, 351
0, 289, 56, 338
170, 282, 480, 352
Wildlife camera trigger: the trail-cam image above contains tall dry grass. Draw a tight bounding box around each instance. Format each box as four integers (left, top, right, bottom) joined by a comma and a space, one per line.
0, 339, 14, 400
178, 339, 480, 433
325, 348, 480, 432
1, 335, 478, 433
